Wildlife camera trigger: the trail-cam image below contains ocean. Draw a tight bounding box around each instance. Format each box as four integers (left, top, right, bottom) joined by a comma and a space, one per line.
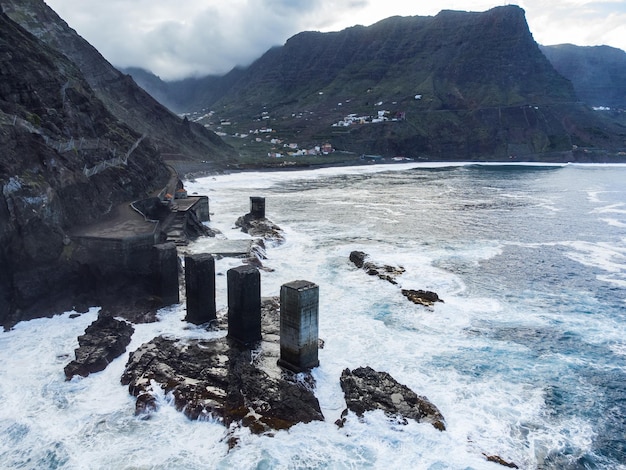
1, 162, 625, 469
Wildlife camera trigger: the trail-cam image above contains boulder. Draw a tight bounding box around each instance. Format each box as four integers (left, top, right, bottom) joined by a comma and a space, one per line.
120, 298, 324, 434
64, 312, 134, 380
338, 366, 446, 431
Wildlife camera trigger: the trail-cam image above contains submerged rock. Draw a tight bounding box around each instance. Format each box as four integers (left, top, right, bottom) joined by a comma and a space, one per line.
64, 312, 134, 380
349, 251, 405, 285
120, 298, 323, 433
338, 366, 446, 431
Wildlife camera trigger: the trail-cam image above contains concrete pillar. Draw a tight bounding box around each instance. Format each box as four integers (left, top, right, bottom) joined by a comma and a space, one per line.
196, 196, 210, 222
184, 254, 216, 324
278, 280, 319, 372
152, 242, 179, 306
227, 265, 261, 344
250, 196, 265, 219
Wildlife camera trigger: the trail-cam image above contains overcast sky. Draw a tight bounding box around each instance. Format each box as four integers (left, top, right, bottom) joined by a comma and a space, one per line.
44, 0, 626, 81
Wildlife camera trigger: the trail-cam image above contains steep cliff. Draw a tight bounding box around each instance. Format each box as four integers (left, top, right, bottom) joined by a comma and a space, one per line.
0, 10, 169, 325
541, 44, 626, 109
2, 0, 238, 168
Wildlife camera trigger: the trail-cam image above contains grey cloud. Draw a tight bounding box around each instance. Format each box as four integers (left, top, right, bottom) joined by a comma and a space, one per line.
44, 0, 626, 81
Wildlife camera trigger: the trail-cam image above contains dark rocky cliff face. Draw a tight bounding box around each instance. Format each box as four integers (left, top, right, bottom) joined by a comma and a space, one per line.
2, 0, 238, 168
0, 10, 169, 325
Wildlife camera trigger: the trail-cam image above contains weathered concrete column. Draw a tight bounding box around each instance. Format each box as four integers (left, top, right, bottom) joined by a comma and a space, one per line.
152, 242, 179, 306
184, 253, 216, 324
196, 196, 210, 222
278, 280, 320, 372
227, 265, 261, 344
250, 196, 265, 219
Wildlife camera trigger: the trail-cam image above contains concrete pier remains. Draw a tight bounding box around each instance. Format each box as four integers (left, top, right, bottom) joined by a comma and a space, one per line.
278, 280, 320, 372
250, 196, 266, 219
227, 265, 262, 344
152, 242, 179, 306
184, 254, 216, 324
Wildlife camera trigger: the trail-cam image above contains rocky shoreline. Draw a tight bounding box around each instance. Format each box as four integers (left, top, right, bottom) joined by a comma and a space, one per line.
61, 202, 519, 468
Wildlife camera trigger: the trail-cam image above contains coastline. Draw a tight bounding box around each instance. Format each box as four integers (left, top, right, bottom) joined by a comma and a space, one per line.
172, 156, 626, 183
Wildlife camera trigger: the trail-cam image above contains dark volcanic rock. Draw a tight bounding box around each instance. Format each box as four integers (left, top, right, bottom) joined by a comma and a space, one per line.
121, 299, 323, 433
0, 0, 237, 326
349, 251, 405, 285
484, 454, 519, 468
348, 251, 368, 269
235, 212, 285, 246
64, 312, 134, 380
349, 251, 444, 307
0, 9, 172, 326
401, 289, 444, 308
338, 366, 446, 431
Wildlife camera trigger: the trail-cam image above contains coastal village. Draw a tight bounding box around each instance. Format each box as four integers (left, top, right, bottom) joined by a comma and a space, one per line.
184, 95, 417, 160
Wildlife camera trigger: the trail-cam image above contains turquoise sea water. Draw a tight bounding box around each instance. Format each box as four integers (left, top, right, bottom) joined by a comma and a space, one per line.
1, 163, 625, 469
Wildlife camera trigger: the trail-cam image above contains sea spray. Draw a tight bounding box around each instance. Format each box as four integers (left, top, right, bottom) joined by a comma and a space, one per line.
1, 163, 625, 469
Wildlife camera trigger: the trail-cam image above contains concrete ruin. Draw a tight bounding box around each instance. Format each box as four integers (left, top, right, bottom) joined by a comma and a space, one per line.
250, 196, 266, 219
184, 253, 216, 324
278, 280, 320, 372
227, 265, 262, 345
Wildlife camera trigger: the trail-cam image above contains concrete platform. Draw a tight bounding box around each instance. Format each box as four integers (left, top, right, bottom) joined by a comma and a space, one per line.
71, 203, 157, 239
193, 239, 254, 257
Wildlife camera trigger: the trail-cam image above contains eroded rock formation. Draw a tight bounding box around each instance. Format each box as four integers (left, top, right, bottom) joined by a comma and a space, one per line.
401, 289, 444, 308
235, 212, 285, 246
349, 251, 405, 285
64, 312, 134, 380
120, 298, 323, 434
338, 366, 446, 431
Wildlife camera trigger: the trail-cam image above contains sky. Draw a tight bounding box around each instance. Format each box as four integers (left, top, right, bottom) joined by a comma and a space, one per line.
44, 0, 626, 81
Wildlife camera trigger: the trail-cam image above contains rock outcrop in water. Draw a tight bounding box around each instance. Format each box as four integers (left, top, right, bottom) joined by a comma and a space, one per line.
235, 213, 285, 246
337, 366, 446, 431
349, 251, 444, 307
401, 289, 444, 308
349, 251, 405, 285
120, 298, 324, 434
64, 312, 134, 380
235, 206, 285, 270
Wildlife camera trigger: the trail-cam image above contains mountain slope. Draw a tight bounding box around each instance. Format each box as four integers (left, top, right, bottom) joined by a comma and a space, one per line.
136, 6, 625, 162
218, 7, 573, 109
540, 44, 626, 109
0, 8, 176, 324
2, 0, 238, 169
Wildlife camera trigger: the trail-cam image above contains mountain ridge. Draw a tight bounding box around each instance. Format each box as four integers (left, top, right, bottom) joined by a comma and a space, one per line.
125, 5, 626, 162
0, 6, 175, 324
540, 44, 626, 110
2, 0, 238, 168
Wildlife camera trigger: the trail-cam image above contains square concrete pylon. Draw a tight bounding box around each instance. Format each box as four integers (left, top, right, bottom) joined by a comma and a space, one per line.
278, 280, 319, 372
227, 265, 261, 345
184, 253, 216, 324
